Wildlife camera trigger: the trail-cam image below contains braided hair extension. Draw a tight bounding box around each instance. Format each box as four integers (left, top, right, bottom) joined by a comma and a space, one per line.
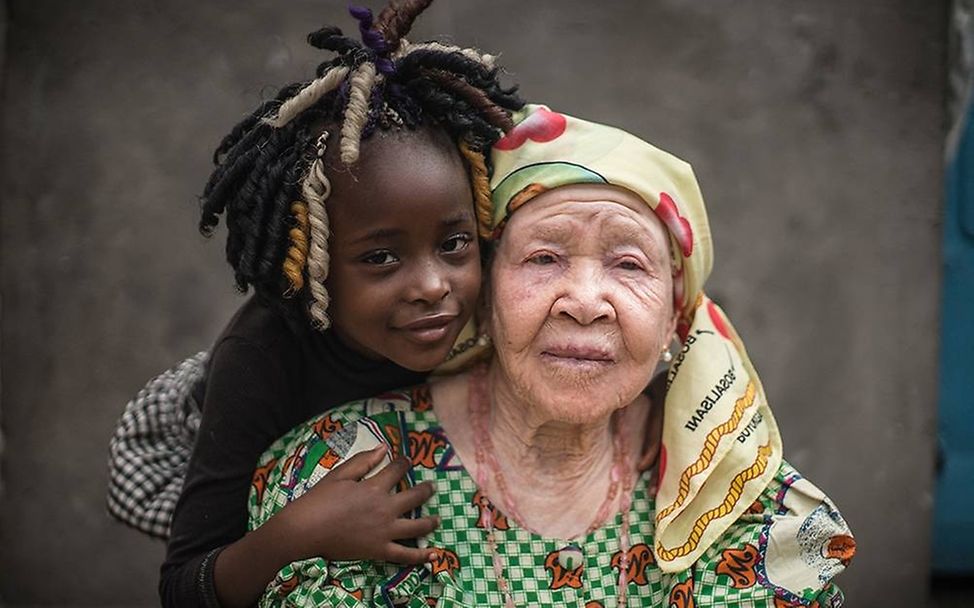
199, 0, 522, 329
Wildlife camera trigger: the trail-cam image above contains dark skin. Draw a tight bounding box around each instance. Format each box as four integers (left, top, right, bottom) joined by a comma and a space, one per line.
213, 126, 478, 608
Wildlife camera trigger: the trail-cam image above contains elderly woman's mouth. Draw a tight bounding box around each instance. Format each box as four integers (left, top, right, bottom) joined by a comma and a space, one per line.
539, 345, 615, 366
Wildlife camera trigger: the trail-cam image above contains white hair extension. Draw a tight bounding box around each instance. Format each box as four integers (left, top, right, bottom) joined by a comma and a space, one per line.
394, 38, 496, 70
339, 62, 378, 165
302, 133, 334, 328
263, 66, 351, 129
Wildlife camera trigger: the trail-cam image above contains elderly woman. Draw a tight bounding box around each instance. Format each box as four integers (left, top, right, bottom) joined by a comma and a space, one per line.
247, 106, 855, 607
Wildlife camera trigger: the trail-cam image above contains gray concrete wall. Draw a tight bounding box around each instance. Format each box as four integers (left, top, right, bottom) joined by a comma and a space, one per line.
0, 0, 945, 605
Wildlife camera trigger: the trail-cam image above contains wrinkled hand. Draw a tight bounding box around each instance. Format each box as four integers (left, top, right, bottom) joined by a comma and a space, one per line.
279, 446, 439, 565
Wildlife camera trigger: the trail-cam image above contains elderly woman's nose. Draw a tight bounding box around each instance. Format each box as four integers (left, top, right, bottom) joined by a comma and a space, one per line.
551, 262, 615, 324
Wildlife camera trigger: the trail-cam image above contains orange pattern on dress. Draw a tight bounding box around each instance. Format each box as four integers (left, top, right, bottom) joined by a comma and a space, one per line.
544, 550, 584, 589
823, 534, 856, 565
318, 448, 341, 469
610, 543, 654, 586
311, 414, 342, 440
329, 580, 364, 600
668, 579, 695, 608
251, 457, 278, 504
276, 572, 299, 596
471, 489, 510, 530
409, 430, 447, 469
774, 598, 820, 608
715, 543, 759, 589
411, 385, 434, 412
429, 547, 461, 577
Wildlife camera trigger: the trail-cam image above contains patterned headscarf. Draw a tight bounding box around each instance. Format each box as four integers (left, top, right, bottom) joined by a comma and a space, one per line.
488, 105, 783, 573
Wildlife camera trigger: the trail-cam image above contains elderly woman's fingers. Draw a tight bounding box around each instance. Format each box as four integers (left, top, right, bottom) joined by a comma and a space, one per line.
391, 481, 436, 513
382, 542, 438, 566
390, 514, 440, 540
326, 445, 388, 481
368, 455, 411, 489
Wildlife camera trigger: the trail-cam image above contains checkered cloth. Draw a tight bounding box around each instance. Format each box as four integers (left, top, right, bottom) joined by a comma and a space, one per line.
249, 388, 850, 607
107, 352, 208, 539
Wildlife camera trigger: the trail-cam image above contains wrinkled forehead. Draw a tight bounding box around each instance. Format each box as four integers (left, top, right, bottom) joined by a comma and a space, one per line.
497, 184, 672, 255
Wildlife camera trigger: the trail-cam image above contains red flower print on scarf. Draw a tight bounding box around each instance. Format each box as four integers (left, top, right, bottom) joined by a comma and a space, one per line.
494, 107, 567, 150
654, 192, 693, 258
706, 299, 731, 341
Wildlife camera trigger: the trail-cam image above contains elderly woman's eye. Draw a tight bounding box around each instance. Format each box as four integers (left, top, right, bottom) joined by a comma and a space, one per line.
361, 250, 399, 265
528, 253, 557, 265
617, 259, 644, 271
441, 233, 472, 253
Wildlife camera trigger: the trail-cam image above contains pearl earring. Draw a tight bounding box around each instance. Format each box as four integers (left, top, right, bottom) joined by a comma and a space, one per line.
661, 346, 673, 363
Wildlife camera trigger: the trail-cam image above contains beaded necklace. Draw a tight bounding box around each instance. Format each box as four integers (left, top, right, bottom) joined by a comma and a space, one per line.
468, 365, 636, 608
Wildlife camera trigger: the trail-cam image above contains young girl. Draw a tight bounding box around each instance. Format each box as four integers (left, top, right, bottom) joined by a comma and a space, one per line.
108, 2, 523, 606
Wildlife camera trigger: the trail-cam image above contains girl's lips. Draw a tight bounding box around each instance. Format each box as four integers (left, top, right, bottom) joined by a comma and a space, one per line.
398, 314, 459, 344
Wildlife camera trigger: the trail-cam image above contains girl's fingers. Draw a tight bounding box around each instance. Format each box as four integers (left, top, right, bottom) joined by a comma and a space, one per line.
390, 515, 440, 540
327, 446, 387, 481
391, 481, 435, 513
382, 542, 437, 566
369, 456, 410, 490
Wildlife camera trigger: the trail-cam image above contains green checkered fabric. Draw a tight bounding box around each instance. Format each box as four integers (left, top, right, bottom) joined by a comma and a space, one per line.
248, 386, 850, 607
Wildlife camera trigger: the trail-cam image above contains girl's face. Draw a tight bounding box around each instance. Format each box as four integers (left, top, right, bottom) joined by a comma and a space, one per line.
324, 126, 481, 371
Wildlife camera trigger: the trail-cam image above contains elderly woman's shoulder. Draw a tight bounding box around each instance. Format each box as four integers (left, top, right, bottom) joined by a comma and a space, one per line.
693, 460, 855, 606
248, 384, 434, 526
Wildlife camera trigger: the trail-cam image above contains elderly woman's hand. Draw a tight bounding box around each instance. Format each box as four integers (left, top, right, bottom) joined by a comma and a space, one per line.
276, 446, 439, 565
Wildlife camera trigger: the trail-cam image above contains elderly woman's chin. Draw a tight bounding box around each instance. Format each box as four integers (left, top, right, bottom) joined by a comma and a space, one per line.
494, 346, 655, 425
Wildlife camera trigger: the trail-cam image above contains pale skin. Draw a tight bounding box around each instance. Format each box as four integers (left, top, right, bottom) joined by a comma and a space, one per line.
434, 184, 679, 539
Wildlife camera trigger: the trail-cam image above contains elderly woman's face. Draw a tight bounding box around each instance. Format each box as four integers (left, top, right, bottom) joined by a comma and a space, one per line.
489, 185, 678, 423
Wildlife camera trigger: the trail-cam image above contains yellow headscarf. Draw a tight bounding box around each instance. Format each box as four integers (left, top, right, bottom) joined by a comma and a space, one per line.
487, 104, 783, 573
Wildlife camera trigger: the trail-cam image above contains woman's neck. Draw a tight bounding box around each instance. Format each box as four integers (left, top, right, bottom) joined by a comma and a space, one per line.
471, 366, 649, 539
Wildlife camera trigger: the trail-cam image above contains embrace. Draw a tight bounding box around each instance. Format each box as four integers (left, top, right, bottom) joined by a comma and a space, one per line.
246, 106, 855, 607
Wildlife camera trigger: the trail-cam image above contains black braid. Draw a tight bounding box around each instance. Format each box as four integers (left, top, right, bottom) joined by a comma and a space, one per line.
199, 1, 524, 307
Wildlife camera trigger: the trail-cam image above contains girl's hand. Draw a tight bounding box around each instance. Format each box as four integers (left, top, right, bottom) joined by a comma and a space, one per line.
278, 446, 439, 565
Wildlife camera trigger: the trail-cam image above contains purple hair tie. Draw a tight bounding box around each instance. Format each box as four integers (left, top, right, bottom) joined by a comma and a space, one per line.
348, 5, 396, 75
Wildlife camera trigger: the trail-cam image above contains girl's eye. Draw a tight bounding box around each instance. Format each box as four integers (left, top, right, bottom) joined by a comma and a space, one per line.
441, 233, 472, 253
361, 250, 399, 266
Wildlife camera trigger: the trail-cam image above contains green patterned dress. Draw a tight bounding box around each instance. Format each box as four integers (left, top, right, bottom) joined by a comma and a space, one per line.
248, 385, 853, 608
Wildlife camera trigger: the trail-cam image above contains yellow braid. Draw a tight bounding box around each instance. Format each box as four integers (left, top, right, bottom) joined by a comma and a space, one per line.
458, 140, 492, 239
282, 201, 310, 295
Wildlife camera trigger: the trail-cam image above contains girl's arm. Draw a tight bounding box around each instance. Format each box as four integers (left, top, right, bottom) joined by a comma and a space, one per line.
160, 335, 298, 608
160, 334, 438, 608
213, 448, 437, 607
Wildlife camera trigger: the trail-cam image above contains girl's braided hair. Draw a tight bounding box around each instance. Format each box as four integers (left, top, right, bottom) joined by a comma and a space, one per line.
199, 0, 523, 328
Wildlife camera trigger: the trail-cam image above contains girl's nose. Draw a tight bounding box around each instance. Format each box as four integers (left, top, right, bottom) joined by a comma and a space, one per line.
405, 259, 450, 304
